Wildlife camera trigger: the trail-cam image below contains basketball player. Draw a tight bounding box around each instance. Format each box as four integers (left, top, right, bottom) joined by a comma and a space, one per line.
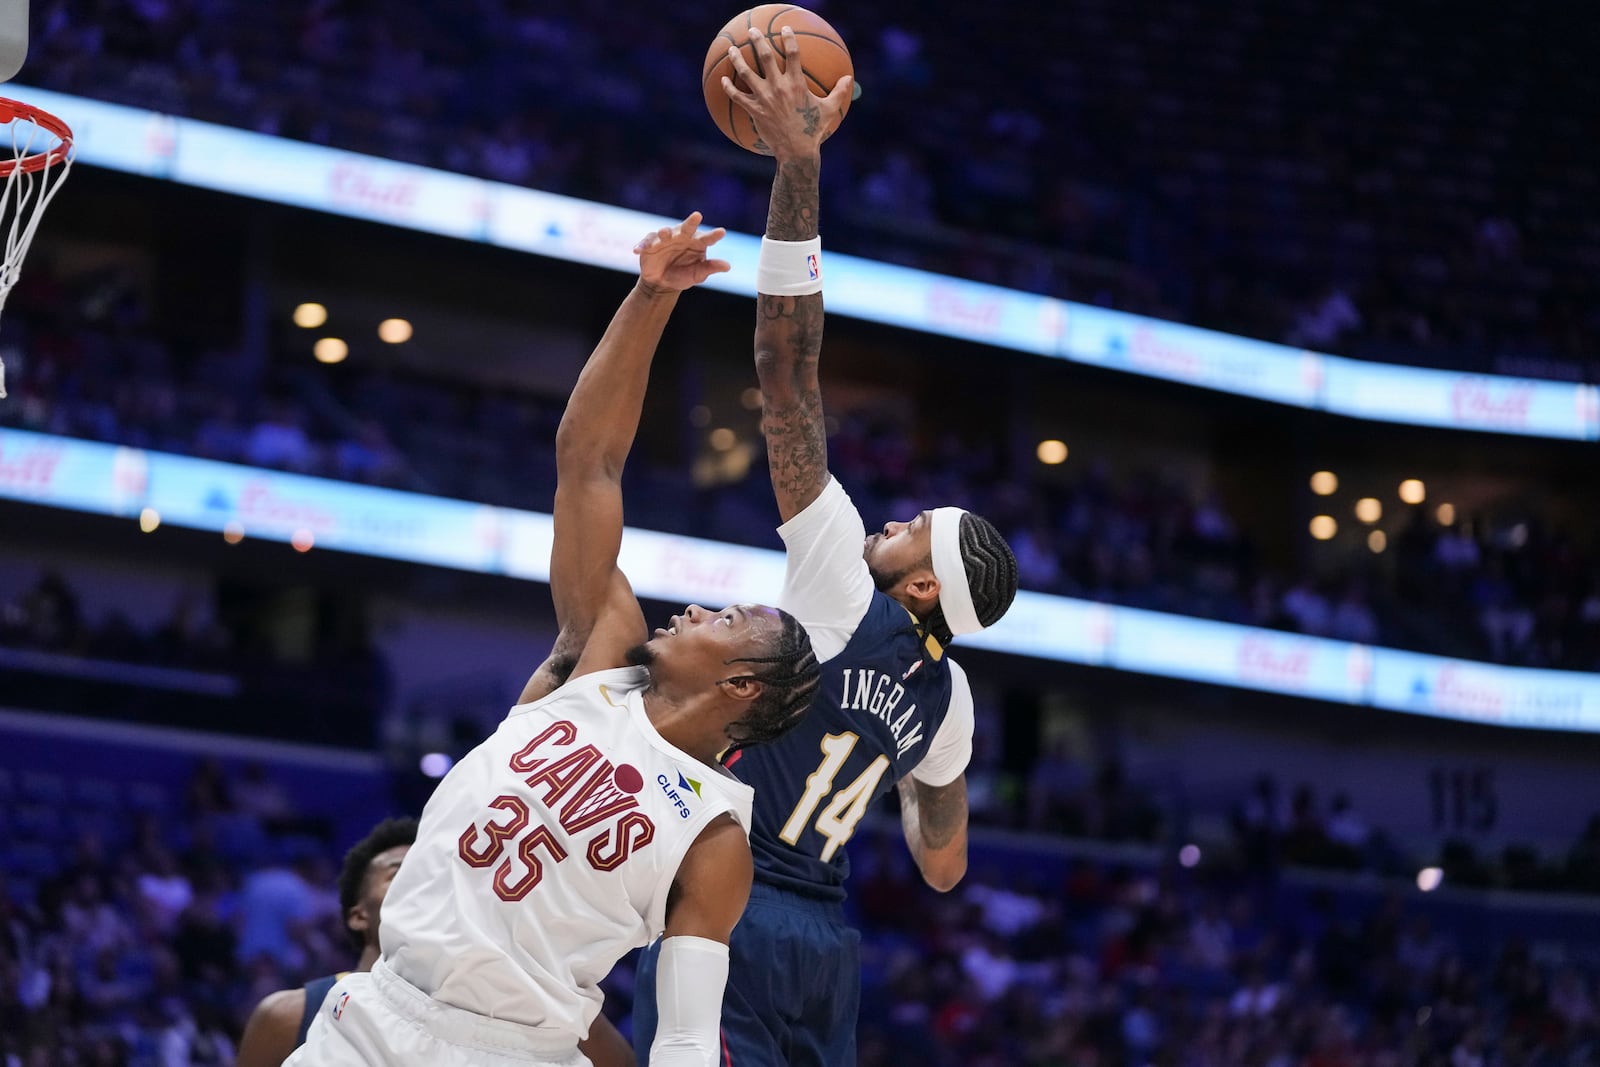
237, 818, 635, 1067
633, 29, 1019, 1067
285, 213, 822, 1067
237, 817, 416, 1067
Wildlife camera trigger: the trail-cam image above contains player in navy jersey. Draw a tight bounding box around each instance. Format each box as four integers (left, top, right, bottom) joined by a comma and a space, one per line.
237, 818, 417, 1067
633, 27, 1019, 1067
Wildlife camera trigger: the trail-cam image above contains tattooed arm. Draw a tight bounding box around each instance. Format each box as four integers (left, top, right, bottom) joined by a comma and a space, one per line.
755, 156, 828, 522
896, 775, 970, 893
724, 26, 852, 523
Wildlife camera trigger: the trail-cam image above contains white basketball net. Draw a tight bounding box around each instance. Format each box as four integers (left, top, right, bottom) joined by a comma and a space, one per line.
0, 101, 75, 399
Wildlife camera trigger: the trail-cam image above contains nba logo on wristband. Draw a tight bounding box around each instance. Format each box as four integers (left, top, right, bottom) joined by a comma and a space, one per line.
757, 236, 825, 295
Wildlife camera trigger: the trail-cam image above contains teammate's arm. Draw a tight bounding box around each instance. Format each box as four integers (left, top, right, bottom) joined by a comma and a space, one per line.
725, 28, 852, 523
896, 774, 969, 893
234, 989, 305, 1067
580, 1014, 637, 1067
518, 216, 730, 700
649, 815, 753, 1066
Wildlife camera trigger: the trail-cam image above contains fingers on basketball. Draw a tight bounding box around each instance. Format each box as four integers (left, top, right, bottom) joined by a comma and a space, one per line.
778, 27, 804, 70
725, 43, 758, 86
747, 26, 779, 71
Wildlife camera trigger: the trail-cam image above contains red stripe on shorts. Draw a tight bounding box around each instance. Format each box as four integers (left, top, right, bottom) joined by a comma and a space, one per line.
721, 1028, 733, 1065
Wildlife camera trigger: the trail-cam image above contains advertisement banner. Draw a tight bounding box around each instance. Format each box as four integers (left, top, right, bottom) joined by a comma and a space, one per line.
0, 428, 144, 516
1110, 608, 1371, 705
143, 453, 508, 573
616, 527, 789, 609
1066, 306, 1325, 408
5, 429, 1600, 733
1368, 649, 1600, 732
175, 124, 490, 242
962, 592, 1113, 666
1321, 360, 1597, 441
826, 258, 1067, 356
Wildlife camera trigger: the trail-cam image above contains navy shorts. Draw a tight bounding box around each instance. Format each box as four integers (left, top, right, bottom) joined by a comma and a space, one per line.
633, 881, 861, 1067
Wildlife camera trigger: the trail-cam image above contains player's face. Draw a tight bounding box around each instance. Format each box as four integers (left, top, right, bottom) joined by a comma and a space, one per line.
356, 844, 410, 950
863, 510, 934, 587
646, 603, 783, 689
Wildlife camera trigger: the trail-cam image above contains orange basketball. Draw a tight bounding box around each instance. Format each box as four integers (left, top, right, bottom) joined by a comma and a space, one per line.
702, 5, 853, 154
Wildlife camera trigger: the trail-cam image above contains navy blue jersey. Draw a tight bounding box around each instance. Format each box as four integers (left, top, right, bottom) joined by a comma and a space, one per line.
727, 590, 953, 899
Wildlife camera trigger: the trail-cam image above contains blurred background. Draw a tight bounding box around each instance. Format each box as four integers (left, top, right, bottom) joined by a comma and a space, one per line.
1, 0, 1599, 1064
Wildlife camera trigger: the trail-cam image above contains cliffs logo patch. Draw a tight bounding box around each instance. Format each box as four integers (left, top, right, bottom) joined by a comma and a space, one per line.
332, 991, 350, 1021
657, 772, 696, 818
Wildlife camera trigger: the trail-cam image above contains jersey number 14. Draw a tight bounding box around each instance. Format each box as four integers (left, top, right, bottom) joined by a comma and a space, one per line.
778, 731, 890, 862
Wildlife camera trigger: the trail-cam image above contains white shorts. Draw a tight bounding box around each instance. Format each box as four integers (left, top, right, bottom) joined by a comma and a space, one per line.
284, 959, 590, 1067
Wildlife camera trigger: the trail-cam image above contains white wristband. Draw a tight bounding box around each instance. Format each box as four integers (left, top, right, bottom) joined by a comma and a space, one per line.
757, 235, 823, 296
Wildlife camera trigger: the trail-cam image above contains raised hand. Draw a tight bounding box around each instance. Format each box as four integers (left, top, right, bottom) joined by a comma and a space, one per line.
722, 26, 852, 161
634, 212, 732, 293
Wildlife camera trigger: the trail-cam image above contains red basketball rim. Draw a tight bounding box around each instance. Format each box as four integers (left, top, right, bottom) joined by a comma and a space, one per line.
0, 96, 75, 176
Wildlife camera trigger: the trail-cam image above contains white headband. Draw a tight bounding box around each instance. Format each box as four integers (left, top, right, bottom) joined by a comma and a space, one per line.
929, 507, 983, 637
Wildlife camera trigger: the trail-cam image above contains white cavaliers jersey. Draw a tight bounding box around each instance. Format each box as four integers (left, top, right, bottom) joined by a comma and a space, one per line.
380, 666, 753, 1042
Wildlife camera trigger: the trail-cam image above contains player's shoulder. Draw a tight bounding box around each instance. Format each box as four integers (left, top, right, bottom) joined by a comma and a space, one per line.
238, 984, 306, 1055
253, 985, 307, 1023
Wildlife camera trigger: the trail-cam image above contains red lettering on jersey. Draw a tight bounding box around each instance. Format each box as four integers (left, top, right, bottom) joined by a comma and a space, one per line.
508, 720, 579, 774
586, 811, 656, 872
458, 795, 531, 867
558, 760, 641, 835
523, 745, 603, 806
494, 825, 569, 901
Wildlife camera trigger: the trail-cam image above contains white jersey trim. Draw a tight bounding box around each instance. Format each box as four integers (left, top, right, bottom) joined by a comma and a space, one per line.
505, 663, 648, 720
909, 658, 974, 787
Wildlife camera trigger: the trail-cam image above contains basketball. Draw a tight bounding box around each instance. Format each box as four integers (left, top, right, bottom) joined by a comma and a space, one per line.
702, 4, 853, 154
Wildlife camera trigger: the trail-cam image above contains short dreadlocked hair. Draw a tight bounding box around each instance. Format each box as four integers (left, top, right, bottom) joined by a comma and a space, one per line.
721, 608, 821, 751
922, 512, 1019, 645
337, 816, 418, 952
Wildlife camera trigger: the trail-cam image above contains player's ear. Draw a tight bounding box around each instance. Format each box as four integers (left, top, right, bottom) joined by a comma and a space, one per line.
346, 903, 370, 935
718, 676, 765, 704
904, 569, 940, 605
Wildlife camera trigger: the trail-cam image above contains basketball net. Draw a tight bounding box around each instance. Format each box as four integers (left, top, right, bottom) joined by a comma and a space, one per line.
0, 97, 75, 399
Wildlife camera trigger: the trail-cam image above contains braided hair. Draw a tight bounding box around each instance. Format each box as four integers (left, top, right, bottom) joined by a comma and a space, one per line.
721, 608, 822, 751
336, 816, 418, 952
922, 512, 1019, 645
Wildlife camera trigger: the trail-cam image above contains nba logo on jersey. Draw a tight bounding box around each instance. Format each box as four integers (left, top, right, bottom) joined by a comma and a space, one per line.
807, 253, 820, 280
332, 992, 350, 1021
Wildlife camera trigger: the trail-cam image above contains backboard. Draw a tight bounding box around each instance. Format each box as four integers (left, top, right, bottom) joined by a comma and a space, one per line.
0, 0, 26, 84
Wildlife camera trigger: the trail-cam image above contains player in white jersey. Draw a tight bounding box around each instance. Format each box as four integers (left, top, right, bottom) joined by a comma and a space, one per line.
285, 213, 822, 1067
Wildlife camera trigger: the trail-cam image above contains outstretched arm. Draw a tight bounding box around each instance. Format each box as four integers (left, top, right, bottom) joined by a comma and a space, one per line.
725, 28, 852, 523
519, 216, 730, 700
